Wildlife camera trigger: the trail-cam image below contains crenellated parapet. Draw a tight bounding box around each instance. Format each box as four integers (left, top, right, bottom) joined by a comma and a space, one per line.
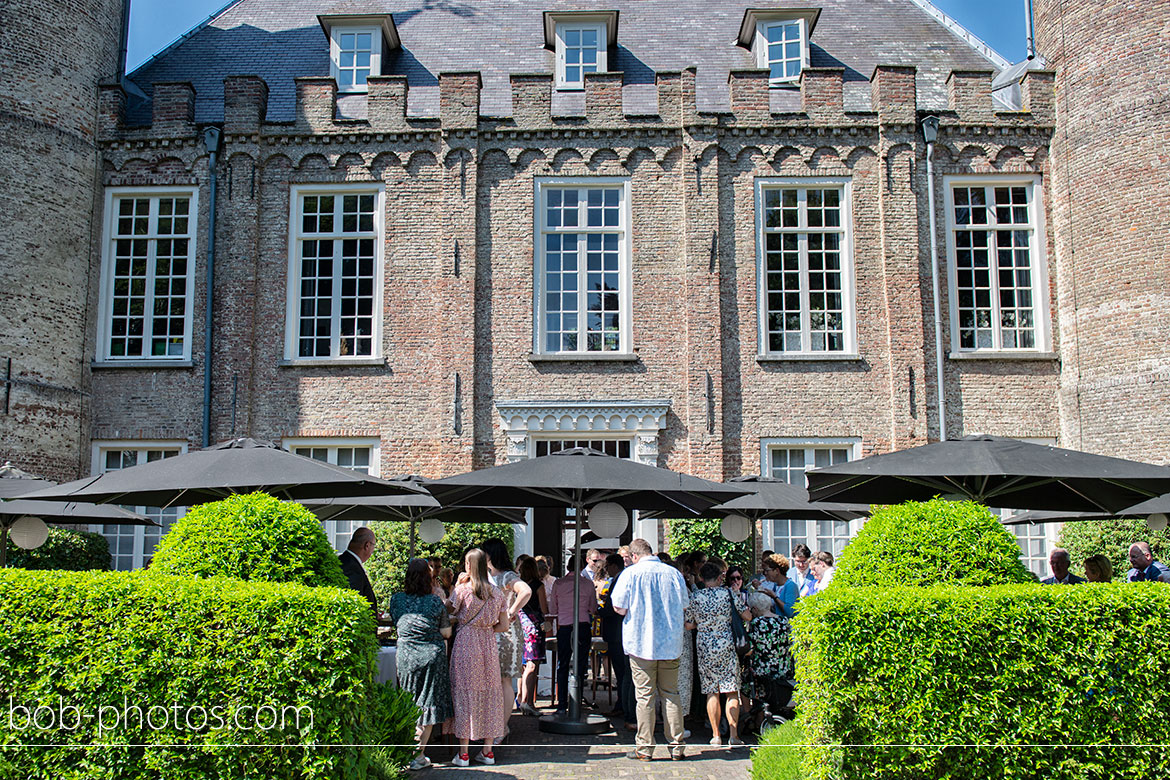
96, 65, 1054, 180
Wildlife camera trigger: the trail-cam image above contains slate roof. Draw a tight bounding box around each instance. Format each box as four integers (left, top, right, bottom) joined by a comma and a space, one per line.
127, 0, 1008, 126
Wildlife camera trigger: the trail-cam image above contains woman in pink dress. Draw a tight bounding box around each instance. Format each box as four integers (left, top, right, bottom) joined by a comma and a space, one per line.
446, 547, 510, 766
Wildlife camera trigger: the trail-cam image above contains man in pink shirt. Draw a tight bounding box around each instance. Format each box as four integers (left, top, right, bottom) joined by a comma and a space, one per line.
547, 554, 597, 714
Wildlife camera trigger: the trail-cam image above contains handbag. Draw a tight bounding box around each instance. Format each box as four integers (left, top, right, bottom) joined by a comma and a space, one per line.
727, 588, 750, 658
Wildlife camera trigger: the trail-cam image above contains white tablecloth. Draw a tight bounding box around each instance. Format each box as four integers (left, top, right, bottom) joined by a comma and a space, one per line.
376, 645, 397, 685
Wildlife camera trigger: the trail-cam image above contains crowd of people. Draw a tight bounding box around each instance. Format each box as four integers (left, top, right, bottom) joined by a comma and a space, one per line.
336, 528, 1168, 769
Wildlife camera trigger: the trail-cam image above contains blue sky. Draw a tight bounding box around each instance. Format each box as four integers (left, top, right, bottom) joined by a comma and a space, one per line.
127, 0, 1031, 72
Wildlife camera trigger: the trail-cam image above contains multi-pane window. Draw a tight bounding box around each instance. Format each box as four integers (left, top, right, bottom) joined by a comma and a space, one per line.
100, 190, 196, 360
762, 21, 804, 82
535, 439, 632, 458
537, 181, 629, 354
758, 181, 853, 355
947, 179, 1045, 352
1009, 520, 1051, 579
330, 27, 381, 93
289, 188, 381, 360
94, 444, 185, 570
765, 441, 857, 558
556, 23, 606, 88
287, 439, 378, 551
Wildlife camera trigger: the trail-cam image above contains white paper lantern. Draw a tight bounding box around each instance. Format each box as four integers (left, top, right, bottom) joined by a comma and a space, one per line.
1148, 513, 1169, 533
588, 502, 628, 538
418, 517, 446, 544
10, 516, 49, 550
720, 513, 751, 543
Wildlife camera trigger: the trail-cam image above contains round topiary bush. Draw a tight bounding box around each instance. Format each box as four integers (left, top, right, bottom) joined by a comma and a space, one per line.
5, 526, 110, 571
833, 499, 1033, 588
1058, 516, 1170, 582
150, 492, 347, 588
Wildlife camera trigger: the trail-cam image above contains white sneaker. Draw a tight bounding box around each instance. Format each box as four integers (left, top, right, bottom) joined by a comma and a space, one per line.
408, 755, 432, 771
681, 729, 692, 739
475, 751, 496, 765
728, 737, 745, 747
450, 753, 470, 767
709, 737, 722, 746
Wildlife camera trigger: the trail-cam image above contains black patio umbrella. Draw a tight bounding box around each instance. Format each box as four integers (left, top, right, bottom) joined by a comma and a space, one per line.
1, 463, 156, 568
999, 509, 1120, 526
19, 438, 425, 508
1119, 492, 1170, 517
300, 475, 526, 555
640, 475, 868, 558
426, 447, 749, 735
806, 435, 1170, 513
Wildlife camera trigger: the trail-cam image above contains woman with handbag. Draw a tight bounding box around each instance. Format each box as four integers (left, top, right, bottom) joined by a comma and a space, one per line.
683, 562, 751, 746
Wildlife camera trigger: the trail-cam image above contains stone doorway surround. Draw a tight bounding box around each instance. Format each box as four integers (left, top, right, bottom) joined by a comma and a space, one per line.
496, 399, 671, 555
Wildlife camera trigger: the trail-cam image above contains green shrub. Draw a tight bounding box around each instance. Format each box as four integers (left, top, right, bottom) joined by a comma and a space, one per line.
368, 683, 421, 779
365, 520, 513, 606
793, 583, 1170, 780
833, 499, 1032, 588
1058, 516, 1170, 581
0, 568, 381, 779
5, 526, 110, 571
666, 516, 752, 573
752, 720, 806, 780
150, 493, 346, 588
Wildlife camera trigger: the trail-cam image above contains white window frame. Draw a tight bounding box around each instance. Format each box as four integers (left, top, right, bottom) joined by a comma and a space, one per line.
284, 436, 381, 552
96, 186, 199, 363
944, 175, 1051, 356
329, 25, 383, 94
755, 18, 810, 86
554, 20, 608, 89
533, 177, 633, 356
89, 440, 188, 570
284, 184, 386, 362
761, 437, 862, 558
755, 177, 857, 358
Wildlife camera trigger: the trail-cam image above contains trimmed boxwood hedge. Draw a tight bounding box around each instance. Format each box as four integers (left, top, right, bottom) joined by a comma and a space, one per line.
0, 568, 383, 779
793, 583, 1170, 780
150, 493, 347, 588
5, 526, 110, 571
833, 499, 1033, 588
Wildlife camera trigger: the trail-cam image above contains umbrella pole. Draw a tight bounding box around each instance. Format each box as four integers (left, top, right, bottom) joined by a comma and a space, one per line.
538, 497, 610, 735
409, 518, 416, 558
1, 523, 7, 568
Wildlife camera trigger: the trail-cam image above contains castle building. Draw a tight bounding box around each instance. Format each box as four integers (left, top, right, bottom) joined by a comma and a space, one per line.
2, 0, 1163, 574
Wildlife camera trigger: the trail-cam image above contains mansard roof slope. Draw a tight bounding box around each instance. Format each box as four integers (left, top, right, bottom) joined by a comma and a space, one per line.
127, 0, 1006, 125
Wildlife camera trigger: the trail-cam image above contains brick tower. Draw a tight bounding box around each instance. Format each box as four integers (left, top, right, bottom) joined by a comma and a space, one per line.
1032, 0, 1170, 461
0, 0, 126, 479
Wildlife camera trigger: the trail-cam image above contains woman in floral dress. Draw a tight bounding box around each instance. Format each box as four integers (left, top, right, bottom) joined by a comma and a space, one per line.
390, 558, 454, 771
684, 562, 750, 746
744, 590, 794, 702
515, 555, 549, 716
446, 548, 509, 766
481, 538, 532, 737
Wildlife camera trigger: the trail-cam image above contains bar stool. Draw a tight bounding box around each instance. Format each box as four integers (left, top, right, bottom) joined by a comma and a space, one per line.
590, 637, 613, 706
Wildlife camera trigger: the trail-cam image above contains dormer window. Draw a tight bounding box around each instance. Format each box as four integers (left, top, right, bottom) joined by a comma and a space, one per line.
317, 13, 400, 94
738, 8, 821, 86
543, 11, 619, 90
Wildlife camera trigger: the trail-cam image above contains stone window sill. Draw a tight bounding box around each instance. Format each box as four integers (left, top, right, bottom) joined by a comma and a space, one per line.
948, 351, 1057, 361
278, 357, 388, 367
757, 353, 861, 363
92, 359, 194, 369
528, 352, 639, 363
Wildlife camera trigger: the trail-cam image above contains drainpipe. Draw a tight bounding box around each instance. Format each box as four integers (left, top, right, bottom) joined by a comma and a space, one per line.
1024, 0, 1037, 60
921, 116, 947, 442
201, 127, 221, 448
117, 0, 131, 81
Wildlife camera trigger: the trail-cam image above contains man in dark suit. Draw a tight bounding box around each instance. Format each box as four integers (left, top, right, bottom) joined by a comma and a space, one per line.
339, 526, 378, 611
1041, 548, 1086, 585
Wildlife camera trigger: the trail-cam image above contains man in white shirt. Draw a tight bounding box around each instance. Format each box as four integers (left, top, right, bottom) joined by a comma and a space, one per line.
609, 538, 690, 762
809, 550, 835, 594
